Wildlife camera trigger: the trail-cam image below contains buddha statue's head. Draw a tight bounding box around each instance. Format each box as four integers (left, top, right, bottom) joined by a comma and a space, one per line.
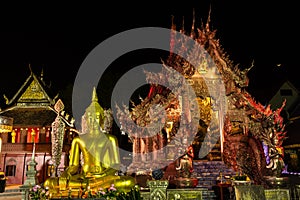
82, 87, 105, 135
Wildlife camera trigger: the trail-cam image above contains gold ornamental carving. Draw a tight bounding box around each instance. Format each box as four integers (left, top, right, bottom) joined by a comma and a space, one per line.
19, 81, 45, 100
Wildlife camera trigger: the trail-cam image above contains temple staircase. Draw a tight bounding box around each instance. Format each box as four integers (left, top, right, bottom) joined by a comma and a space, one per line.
193, 160, 236, 189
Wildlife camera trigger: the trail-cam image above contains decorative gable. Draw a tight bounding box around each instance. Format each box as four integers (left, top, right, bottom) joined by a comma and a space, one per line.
18, 80, 48, 102
0, 68, 76, 129
3, 71, 56, 107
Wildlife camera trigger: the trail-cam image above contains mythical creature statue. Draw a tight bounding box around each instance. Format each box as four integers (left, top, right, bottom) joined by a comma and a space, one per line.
44, 87, 135, 197
223, 96, 287, 188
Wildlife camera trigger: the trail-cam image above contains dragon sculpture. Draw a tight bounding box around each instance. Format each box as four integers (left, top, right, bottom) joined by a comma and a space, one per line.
116, 12, 287, 187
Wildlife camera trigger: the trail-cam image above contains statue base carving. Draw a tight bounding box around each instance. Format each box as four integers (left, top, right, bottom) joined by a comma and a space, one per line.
147, 180, 169, 200
264, 176, 289, 188
46, 175, 136, 198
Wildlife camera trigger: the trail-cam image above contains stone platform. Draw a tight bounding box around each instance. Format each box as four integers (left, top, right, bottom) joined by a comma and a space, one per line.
0, 184, 22, 200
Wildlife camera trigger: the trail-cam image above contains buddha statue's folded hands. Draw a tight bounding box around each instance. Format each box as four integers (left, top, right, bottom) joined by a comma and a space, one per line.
60, 165, 79, 179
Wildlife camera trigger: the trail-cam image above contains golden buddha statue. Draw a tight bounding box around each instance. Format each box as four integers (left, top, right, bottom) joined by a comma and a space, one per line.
44, 87, 135, 197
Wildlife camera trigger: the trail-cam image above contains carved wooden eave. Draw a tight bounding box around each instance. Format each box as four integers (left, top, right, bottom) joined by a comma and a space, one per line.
3, 71, 57, 107
0, 106, 57, 127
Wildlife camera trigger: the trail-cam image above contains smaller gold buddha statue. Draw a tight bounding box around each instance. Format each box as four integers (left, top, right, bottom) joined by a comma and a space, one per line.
44, 87, 135, 197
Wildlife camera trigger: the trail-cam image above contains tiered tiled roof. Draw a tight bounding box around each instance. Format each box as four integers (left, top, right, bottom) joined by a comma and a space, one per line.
0, 68, 74, 128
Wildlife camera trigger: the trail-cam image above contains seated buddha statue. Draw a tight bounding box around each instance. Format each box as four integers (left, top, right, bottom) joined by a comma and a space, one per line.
44, 87, 135, 197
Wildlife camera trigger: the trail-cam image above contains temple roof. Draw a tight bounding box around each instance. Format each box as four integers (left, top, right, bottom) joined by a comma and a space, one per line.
0, 69, 74, 127
2, 69, 58, 107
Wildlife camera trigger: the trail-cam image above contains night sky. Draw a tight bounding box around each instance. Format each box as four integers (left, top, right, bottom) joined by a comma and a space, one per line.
0, 2, 299, 113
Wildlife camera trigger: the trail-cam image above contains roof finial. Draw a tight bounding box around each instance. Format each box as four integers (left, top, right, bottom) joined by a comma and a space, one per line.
170, 15, 176, 56
40, 68, 44, 81
28, 63, 32, 73
3, 94, 9, 105
205, 4, 212, 31
181, 16, 185, 33
191, 8, 196, 38
92, 87, 98, 102
192, 8, 195, 31
171, 15, 176, 30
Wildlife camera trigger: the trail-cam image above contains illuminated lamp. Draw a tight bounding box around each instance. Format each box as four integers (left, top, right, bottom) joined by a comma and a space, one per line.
0, 116, 13, 133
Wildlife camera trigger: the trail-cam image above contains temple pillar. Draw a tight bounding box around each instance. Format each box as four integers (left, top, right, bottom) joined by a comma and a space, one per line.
39, 128, 46, 143
145, 136, 150, 161
20, 129, 27, 144
136, 133, 141, 162
159, 134, 165, 158
152, 137, 158, 161
132, 137, 137, 162
140, 138, 146, 162
1, 133, 8, 143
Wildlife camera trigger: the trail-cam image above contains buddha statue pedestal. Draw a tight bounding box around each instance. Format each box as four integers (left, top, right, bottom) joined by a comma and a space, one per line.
264, 176, 289, 189
147, 180, 169, 200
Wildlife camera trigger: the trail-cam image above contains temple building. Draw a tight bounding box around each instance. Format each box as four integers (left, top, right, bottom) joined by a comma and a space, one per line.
0, 68, 75, 185
116, 12, 288, 191
0, 11, 296, 199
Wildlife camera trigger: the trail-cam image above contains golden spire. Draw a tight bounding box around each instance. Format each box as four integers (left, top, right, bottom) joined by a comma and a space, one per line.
84, 86, 104, 128
28, 63, 32, 73
92, 86, 98, 102
190, 8, 196, 38
192, 8, 195, 31
3, 94, 9, 105
171, 15, 176, 30
181, 16, 185, 33
40, 68, 44, 81
205, 5, 211, 31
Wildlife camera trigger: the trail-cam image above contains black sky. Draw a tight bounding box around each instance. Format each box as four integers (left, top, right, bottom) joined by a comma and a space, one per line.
0, 1, 299, 111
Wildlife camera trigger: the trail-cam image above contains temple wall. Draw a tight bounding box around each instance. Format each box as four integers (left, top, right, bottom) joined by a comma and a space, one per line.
0, 152, 67, 185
